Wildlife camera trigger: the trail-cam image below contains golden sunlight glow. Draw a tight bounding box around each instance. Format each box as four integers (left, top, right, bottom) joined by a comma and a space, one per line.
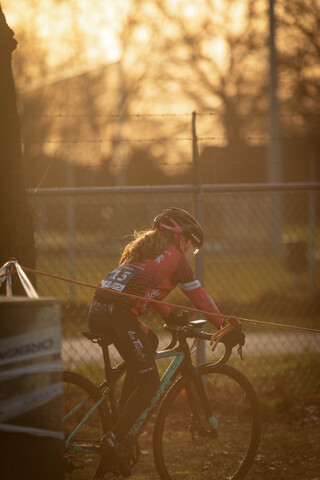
2, 0, 124, 67
204, 38, 229, 70
1, 0, 251, 77
228, 1, 247, 34
1, 0, 315, 172
134, 26, 151, 44
182, 4, 198, 18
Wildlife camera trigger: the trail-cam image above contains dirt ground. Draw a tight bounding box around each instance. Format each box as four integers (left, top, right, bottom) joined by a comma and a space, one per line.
127, 406, 320, 480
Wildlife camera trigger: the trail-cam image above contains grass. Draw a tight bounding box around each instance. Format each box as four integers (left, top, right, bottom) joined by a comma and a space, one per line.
35, 249, 320, 303
32, 215, 320, 325
35, 249, 320, 341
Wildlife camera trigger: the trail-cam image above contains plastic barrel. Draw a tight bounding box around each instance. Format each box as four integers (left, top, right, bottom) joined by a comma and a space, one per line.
0, 297, 63, 480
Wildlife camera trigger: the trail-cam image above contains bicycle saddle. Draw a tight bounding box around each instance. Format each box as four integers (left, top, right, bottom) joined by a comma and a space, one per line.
82, 331, 113, 346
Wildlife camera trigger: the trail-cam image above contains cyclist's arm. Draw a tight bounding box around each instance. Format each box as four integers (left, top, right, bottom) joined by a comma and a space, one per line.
179, 280, 224, 328
172, 254, 224, 329
152, 301, 171, 319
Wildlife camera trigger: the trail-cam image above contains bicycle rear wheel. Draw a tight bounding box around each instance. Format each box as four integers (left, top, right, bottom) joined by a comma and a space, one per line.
153, 364, 261, 480
63, 371, 111, 479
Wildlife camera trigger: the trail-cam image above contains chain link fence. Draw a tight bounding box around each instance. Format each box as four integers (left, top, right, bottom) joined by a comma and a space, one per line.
27, 183, 320, 418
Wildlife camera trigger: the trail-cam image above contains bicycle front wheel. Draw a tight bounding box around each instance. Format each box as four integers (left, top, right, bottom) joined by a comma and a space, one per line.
63, 371, 111, 479
153, 364, 261, 480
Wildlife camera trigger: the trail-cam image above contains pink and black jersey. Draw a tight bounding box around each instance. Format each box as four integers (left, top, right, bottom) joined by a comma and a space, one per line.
92, 243, 223, 328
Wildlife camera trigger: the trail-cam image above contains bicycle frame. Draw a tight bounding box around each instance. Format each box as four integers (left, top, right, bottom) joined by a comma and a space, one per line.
128, 347, 185, 437
64, 346, 185, 452
63, 325, 261, 480
65, 328, 224, 454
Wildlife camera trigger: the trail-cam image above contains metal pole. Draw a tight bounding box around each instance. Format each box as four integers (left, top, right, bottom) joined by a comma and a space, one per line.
192, 112, 206, 365
115, 60, 126, 186
268, 0, 283, 254
308, 153, 316, 294
67, 161, 76, 302
268, 0, 282, 184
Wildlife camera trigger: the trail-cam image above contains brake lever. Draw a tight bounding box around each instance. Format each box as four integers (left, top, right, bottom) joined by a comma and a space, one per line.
238, 344, 243, 360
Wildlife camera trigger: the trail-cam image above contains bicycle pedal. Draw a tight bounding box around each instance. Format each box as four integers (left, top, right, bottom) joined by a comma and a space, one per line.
94, 459, 121, 479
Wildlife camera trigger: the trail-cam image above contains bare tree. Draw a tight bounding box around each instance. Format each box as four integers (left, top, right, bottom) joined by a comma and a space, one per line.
0, 6, 36, 291
277, 0, 320, 138
6, 0, 319, 187
148, 0, 270, 145
144, 0, 320, 149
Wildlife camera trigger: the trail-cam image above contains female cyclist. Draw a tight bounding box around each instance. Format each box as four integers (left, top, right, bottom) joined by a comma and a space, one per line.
87, 207, 244, 477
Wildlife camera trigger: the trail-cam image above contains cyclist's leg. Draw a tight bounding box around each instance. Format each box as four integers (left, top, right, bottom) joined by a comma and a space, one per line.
140, 321, 160, 351
88, 305, 160, 438
88, 306, 159, 475
119, 322, 159, 410
109, 316, 160, 439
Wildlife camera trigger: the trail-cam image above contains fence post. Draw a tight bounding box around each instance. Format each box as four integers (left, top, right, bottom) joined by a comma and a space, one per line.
268, 0, 283, 255
192, 112, 206, 365
308, 153, 317, 295
67, 164, 77, 302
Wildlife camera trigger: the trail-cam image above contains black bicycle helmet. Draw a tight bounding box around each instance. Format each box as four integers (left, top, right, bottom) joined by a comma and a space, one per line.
152, 207, 204, 249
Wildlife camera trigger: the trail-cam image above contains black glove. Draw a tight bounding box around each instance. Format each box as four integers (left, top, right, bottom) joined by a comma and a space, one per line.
220, 322, 245, 348
165, 310, 189, 327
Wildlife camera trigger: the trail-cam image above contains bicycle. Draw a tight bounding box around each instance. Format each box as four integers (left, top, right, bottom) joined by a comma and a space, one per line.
63, 317, 261, 479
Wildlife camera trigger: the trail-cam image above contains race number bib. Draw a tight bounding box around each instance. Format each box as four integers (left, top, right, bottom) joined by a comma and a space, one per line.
101, 265, 140, 292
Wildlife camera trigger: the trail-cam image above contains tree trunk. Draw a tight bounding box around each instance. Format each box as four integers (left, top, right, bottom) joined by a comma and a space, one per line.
0, 7, 36, 294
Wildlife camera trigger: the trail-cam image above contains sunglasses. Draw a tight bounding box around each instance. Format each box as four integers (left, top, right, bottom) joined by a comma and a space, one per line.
184, 239, 199, 255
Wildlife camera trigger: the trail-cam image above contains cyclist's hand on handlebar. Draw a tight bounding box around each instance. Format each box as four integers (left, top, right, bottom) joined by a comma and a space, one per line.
165, 310, 189, 327
210, 317, 245, 351
220, 320, 245, 348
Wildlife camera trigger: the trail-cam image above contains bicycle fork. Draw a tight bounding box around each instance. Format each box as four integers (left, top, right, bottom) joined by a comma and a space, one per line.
185, 365, 218, 439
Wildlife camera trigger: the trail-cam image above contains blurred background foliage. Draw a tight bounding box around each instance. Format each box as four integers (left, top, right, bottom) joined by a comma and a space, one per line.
1, 0, 319, 188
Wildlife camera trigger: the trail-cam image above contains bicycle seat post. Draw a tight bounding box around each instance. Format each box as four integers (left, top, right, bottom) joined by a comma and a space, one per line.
99, 339, 112, 382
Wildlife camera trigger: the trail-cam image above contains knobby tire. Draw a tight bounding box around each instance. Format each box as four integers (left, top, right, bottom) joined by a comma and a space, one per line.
63, 371, 111, 480
153, 363, 261, 480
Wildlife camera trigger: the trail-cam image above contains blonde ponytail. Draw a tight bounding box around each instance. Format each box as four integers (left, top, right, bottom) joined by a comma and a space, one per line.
120, 229, 172, 265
